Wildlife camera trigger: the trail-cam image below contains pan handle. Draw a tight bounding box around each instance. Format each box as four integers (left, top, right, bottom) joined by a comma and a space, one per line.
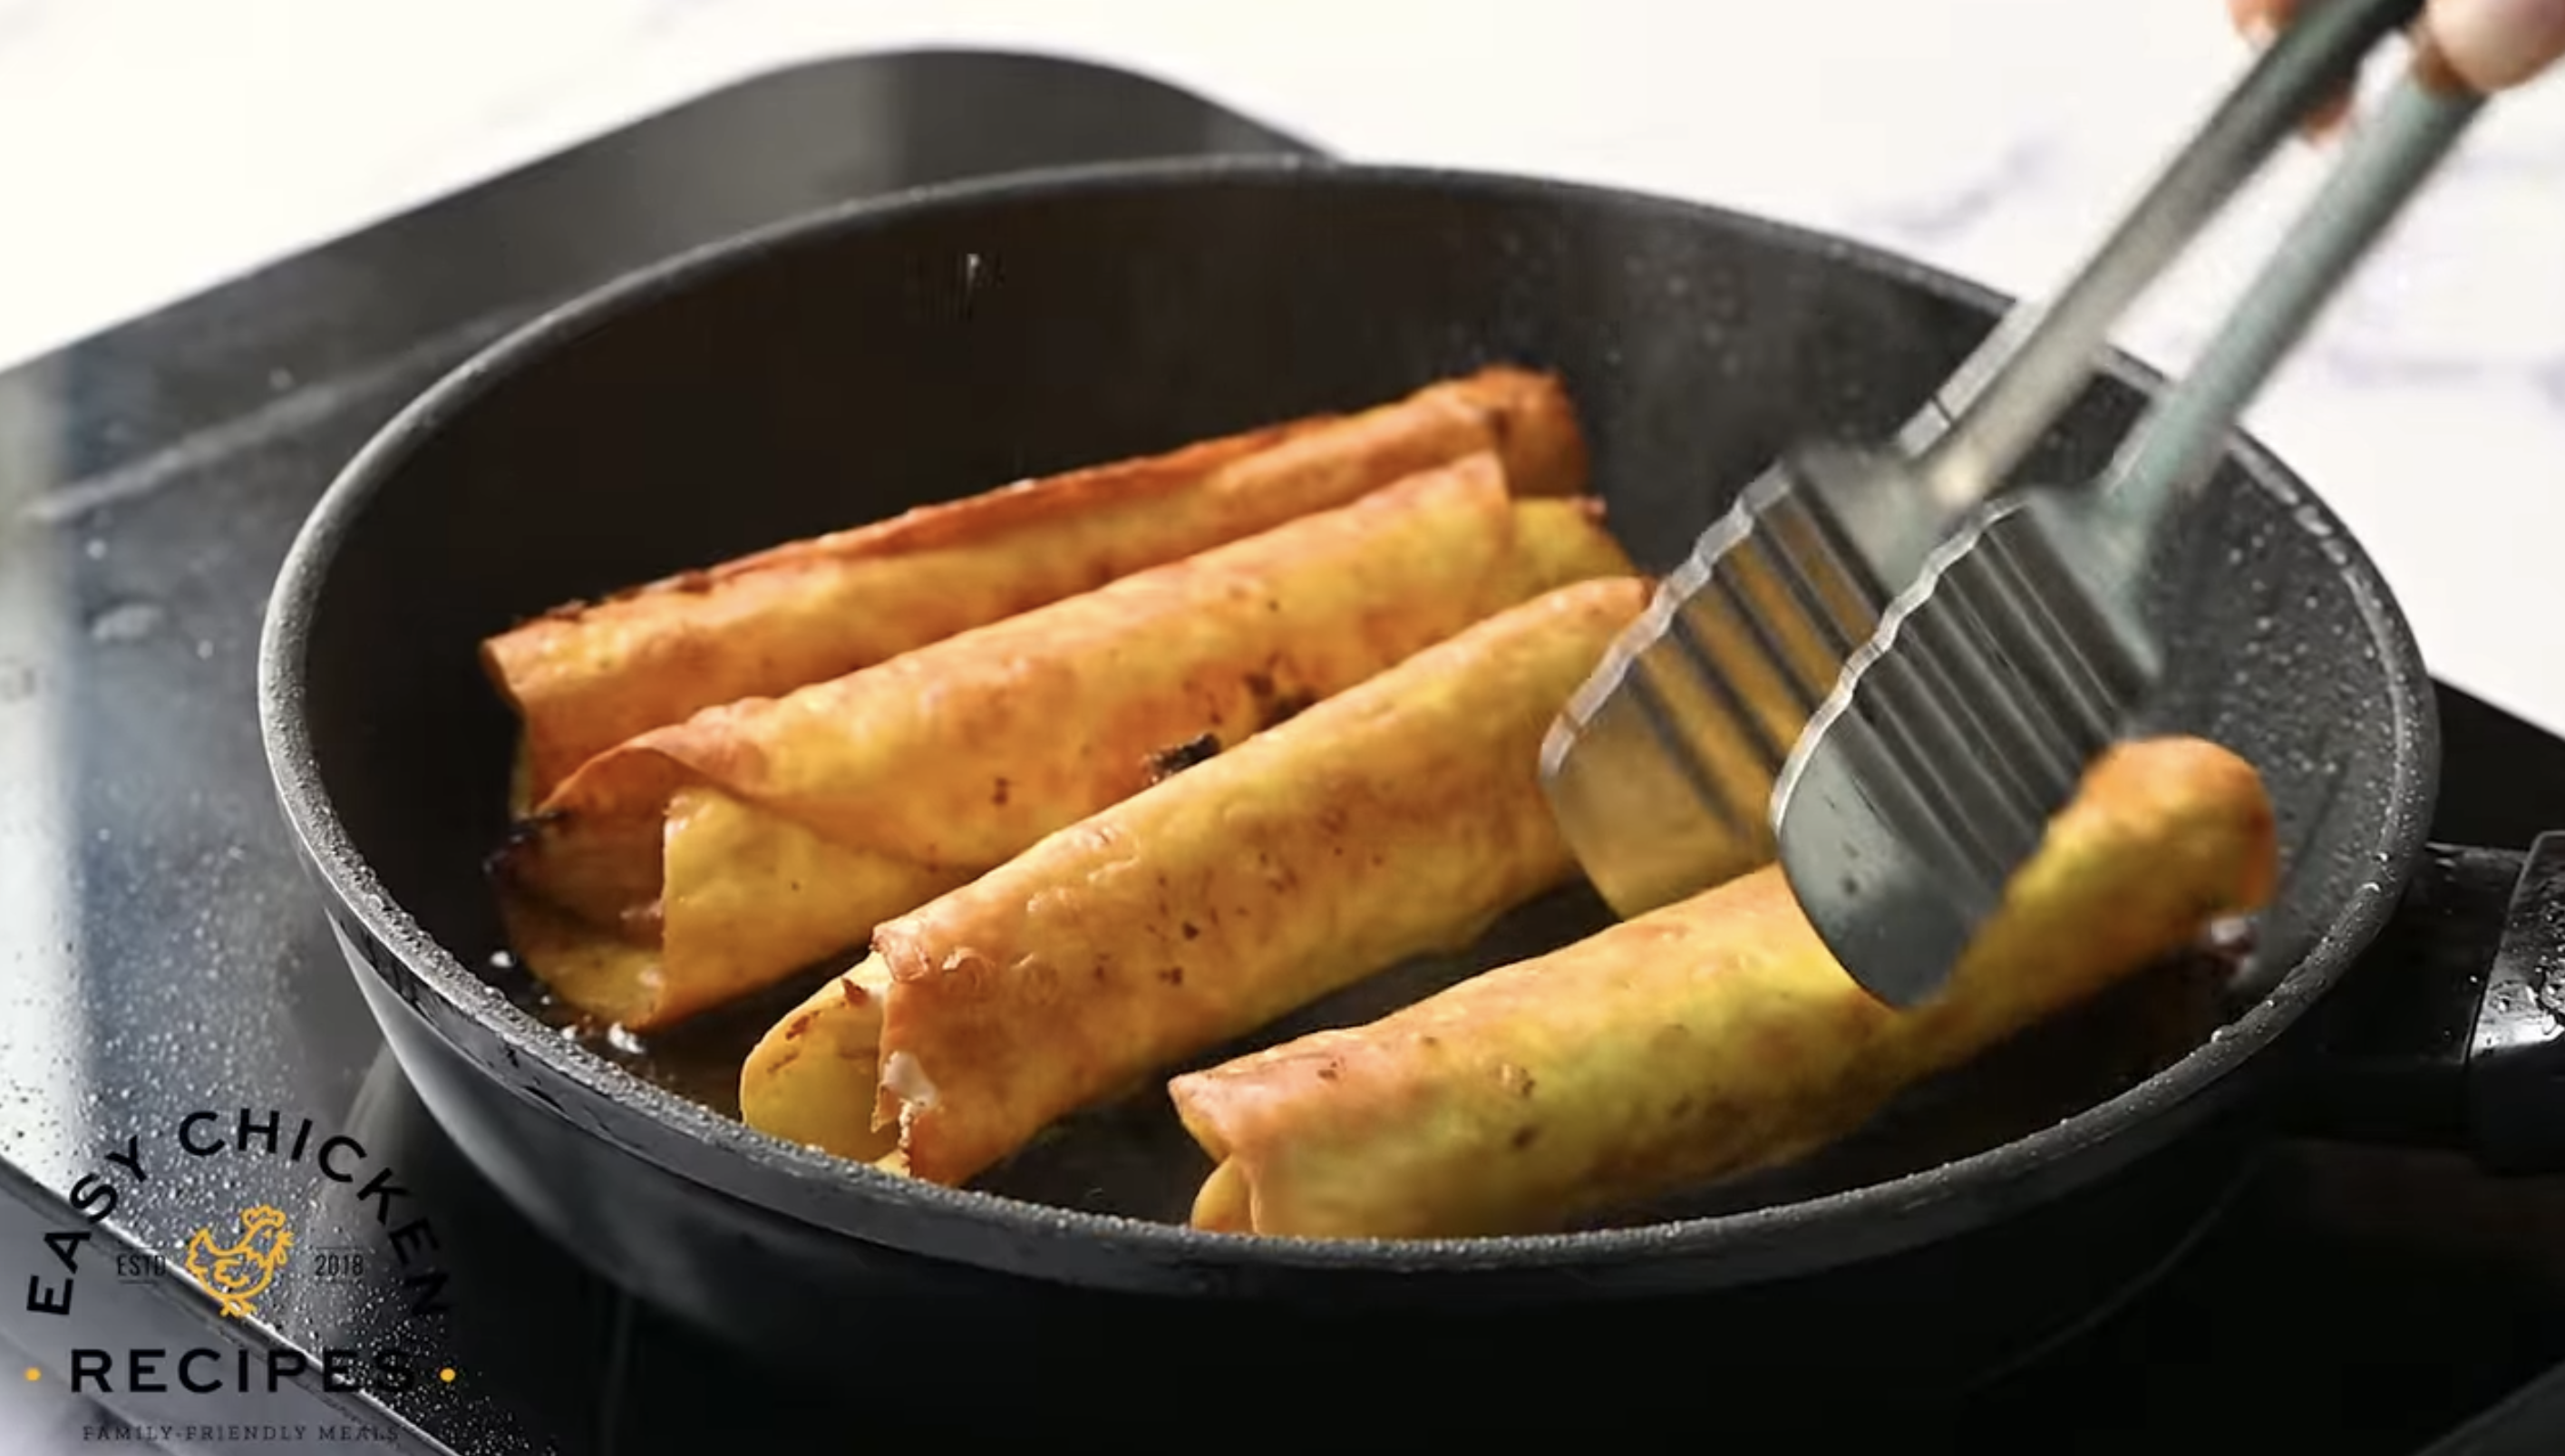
2293, 832, 2565, 1171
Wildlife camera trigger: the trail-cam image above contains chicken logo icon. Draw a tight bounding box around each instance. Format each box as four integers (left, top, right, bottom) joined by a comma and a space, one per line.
181, 1204, 295, 1319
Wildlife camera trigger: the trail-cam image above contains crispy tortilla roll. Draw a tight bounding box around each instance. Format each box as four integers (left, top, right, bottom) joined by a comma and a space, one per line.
737, 577, 1652, 1179
500, 457, 1635, 1032
485, 366, 1589, 802
1168, 737, 2278, 1240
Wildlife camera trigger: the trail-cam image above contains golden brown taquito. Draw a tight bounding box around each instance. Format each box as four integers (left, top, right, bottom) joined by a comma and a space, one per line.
484, 366, 1588, 802
1169, 736, 2278, 1240
500, 455, 1633, 1031
736, 577, 1653, 1183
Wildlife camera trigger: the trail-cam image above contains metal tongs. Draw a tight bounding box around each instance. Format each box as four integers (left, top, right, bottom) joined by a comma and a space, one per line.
1540, 0, 2483, 1006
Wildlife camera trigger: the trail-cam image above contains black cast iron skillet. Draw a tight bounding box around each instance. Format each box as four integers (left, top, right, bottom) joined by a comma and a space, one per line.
257, 156, 2565, 1419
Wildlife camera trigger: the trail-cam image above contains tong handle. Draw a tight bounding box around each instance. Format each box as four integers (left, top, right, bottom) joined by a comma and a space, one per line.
1906, 0, 2425, 505
2100, 67, 2482, 532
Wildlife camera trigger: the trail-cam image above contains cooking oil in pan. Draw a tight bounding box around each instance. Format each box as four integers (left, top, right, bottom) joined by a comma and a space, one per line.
485, 881, 2256, 1228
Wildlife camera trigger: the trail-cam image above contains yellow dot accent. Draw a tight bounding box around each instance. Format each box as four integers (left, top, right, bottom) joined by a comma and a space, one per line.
23, 1367, 38, 1382
438, 1367, 457, 1383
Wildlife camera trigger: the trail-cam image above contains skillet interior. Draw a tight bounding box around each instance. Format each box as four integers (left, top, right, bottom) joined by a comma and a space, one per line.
277, 159, 2432, 1258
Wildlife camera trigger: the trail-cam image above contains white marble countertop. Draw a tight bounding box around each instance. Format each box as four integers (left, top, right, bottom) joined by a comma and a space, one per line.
2, 0, 2562, 732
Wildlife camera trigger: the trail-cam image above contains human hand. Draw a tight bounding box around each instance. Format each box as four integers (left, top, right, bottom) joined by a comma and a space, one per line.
2230, 0, 2565, 92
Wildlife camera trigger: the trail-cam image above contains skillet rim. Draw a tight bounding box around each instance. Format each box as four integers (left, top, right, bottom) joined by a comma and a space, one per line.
256, 152, 2440, 1284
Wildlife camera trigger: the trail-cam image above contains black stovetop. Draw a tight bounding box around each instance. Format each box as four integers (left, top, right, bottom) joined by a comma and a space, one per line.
6, 47, 2565, 1456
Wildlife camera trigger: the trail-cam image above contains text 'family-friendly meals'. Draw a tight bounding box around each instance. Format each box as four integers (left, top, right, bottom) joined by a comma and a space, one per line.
478, 366, 2278, 1242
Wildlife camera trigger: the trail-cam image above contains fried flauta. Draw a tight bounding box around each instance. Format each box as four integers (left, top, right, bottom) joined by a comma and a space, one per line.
485, 366, 1588, 803
737, 577, 1654, 1183
1168, 736, 2278, 1240
500, 456, 1634, 1032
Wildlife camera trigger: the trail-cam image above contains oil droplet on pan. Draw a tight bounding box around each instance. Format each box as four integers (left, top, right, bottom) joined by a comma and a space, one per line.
87, 601, 164, 643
